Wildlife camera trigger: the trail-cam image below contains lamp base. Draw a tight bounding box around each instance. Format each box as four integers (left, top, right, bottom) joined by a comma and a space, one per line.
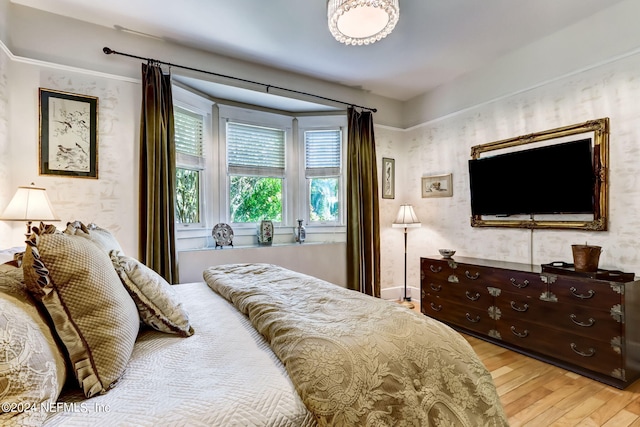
398, 299, 415, 310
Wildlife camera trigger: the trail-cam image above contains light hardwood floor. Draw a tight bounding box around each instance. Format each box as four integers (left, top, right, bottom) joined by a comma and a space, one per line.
408, 302, 640, 426
463, 333, 640, 426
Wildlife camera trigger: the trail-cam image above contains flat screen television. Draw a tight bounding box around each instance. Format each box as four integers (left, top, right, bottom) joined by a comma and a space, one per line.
468, 138, 595, 217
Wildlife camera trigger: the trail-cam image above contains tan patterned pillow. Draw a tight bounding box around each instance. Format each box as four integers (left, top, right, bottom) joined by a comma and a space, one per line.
110, 251, 194, 337
0, 265, 67, 427
22, 224, 139, 398
64, 220, 124, 254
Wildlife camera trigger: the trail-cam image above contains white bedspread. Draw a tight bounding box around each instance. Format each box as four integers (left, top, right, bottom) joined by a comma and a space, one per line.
43, 282, 316, 427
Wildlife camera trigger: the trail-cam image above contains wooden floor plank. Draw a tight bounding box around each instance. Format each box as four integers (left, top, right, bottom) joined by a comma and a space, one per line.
462, 333, 640, 427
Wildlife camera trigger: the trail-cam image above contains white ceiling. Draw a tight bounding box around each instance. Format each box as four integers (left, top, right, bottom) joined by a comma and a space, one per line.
12, 0, 627, 107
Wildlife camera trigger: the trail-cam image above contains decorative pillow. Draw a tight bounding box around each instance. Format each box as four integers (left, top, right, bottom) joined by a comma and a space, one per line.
110, 251, 194, 337
22, 223, 139, 398
64, 220, 124, 255
0, 264, 67, 427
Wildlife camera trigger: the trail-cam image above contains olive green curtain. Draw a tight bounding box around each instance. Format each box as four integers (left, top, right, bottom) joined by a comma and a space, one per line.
139, 62, 178, 283
346, 107, 381, 296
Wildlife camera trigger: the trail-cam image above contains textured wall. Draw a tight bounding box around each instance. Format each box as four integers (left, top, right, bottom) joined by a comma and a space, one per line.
395, 50, 640, 287
0, 45, 9, 241
4, 60, 140, 254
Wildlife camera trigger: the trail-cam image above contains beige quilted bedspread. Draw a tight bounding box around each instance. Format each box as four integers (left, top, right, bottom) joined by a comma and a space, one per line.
204, 263, 508, 427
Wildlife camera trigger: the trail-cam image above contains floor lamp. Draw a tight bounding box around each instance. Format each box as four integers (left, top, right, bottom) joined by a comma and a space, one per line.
392, 204, 421, 309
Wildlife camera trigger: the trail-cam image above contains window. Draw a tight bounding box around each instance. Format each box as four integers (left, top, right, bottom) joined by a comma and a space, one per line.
305, 130, 342, 223
174, 105, 205, 225
172, 90, 347, 248
226, 121, 285, 223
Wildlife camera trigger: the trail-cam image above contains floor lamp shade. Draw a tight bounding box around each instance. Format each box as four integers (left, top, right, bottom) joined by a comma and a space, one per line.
392, 204, 421, 228
392, 204, 421, 309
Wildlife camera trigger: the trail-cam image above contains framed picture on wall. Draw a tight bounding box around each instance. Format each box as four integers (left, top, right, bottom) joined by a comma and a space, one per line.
39, 88, 99, 178
382, 157, 395, 199
422, 174, 453, 198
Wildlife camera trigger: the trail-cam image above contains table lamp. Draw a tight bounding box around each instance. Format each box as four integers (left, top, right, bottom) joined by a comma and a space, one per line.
1, 183, 59, 235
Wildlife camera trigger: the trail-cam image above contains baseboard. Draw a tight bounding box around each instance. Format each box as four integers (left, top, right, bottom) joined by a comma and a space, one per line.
381, 285, 419, 302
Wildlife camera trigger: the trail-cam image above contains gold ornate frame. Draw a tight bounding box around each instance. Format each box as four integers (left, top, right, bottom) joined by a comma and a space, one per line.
470, 118, 609, 230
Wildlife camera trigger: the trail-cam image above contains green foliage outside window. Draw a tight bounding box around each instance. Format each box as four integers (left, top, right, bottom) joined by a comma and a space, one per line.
176, 168, 200, 223
230, 176, 282, 223
310, 178, 339, 222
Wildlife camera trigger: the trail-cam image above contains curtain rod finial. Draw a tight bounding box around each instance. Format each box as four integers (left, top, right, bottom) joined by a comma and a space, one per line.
103, 47, 114, 55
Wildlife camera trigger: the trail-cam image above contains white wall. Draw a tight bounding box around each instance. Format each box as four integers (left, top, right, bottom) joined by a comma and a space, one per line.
2, 55, 140, 252
396, 50, 640, 290
0, 44, 10, 244
179, 243, 346, 286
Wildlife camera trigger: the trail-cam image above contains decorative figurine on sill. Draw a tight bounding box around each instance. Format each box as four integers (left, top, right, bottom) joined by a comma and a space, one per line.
294, 219, 306, 244
257, 220, 274, 246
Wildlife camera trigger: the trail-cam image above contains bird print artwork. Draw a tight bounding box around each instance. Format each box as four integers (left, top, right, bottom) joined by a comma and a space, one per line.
49, 97, 91, 172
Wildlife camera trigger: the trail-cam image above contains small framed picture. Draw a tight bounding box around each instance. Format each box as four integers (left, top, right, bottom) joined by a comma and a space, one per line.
39, 88, 99, 178
382, 157, 395, 199
422, 174, 453, 198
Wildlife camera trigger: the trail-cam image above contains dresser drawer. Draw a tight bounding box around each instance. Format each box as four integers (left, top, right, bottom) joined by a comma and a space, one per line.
422, 294, 493, 336
495, 321, 622, 377
459, 265, 546, 299
497, 292, 622, 341
546, 274, 623, 308
422, 279, 493, 310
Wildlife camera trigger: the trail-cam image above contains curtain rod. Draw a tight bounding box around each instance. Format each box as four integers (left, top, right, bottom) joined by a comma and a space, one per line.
102, 47, 377, 113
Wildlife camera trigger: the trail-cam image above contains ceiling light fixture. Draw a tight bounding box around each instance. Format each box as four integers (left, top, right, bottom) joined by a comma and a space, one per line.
328, 0, 400, 46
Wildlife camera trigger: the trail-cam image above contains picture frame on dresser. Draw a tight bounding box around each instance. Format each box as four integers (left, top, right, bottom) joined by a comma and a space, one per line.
39, 88, 99, 179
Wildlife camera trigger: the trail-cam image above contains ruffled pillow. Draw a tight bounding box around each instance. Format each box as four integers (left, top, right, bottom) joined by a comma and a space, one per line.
21, 223, 139, 398
110, 251, 194, 337
64, 220, 124, 255
0, 264, 67, 427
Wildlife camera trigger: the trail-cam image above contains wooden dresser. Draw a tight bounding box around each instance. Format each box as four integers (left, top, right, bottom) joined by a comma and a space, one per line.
420, 256, 640, 388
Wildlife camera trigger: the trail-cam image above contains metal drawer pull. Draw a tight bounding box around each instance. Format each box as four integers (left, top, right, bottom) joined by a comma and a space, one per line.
510, 301, 529, 312
570, 343, 596, 357
510, 278, 529, 288
430, 265, 442, 273
466, 313, 480, 323
510, 326, 529, 338
465, 271, 480, 280
570, 287, 595, 299
570, 314, 595, 327
430, 303, 442, 312
466, 291, 480, 301
430, 283, 442, 292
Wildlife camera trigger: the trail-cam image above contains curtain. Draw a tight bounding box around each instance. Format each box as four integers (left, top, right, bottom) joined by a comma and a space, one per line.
346, 107, 381, 296
139, 62, 178, 283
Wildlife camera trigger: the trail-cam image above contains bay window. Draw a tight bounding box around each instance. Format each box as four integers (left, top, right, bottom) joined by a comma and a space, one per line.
174, 87, 346, 247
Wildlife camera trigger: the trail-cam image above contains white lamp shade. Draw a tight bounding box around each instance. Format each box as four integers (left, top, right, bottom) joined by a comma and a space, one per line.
328, 0, 400, 46
1, 185, 59, 222
392, 204, 421, 228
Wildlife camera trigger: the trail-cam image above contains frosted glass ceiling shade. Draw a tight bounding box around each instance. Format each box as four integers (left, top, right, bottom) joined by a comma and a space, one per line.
1, 184, 59, 223
392, 204, 421, 228
328, 0, 400, 46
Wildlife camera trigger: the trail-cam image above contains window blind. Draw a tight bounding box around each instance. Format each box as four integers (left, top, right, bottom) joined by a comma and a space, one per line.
174, 106, 205, 169
175, 106, 204, 156
227, 121, 285, 177
305, 129, 341, 177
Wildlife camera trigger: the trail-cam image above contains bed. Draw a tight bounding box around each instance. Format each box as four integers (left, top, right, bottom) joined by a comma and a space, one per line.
1, 222, 507, 426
